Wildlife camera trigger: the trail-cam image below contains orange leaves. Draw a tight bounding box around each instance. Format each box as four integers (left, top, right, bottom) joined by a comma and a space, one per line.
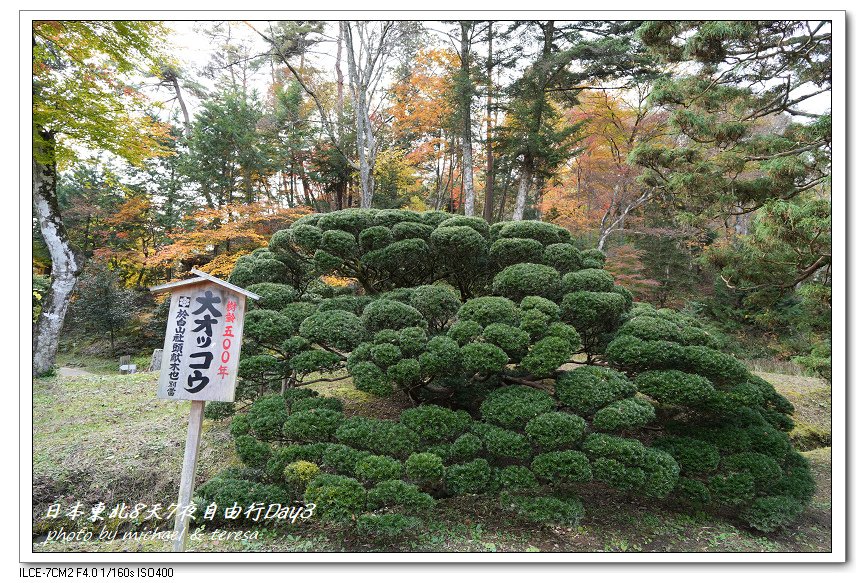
148, 202, 312, 269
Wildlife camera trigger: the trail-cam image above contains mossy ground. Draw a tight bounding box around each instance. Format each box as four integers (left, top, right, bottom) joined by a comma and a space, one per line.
32, 361, 832, 553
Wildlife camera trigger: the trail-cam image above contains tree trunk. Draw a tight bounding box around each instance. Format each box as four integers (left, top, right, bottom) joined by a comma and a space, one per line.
459, 22, 475, 217
512, 162, 531, 220
33, 130, 81, 376
483, 21, 496, 223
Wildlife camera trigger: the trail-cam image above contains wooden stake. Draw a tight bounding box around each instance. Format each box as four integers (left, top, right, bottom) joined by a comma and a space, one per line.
173, 400, 205, 552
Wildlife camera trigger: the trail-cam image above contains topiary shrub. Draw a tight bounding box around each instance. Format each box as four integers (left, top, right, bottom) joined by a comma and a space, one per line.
500, 492, 585, 525
223, 209, 811, 534
480, 385, 555, 431
445, 459, 491, 495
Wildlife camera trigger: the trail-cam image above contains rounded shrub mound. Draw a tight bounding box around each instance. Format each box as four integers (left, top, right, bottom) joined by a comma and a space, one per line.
212, 208, 812, 537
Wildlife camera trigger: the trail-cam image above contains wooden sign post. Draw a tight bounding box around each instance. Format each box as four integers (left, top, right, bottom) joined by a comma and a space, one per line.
149, 269, 260, 552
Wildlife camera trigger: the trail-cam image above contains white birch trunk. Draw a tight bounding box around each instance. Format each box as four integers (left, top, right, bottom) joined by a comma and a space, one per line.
512, 163, 531, 221
32, 133, 81, 376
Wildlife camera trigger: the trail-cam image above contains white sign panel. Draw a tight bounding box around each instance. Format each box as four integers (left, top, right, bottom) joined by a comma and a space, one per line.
157, 281, 247, 402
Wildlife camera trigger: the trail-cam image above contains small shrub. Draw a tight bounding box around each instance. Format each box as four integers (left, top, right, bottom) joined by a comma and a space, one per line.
591, 398, 656, 431
492, 262, 562, 302
480, 385, 556, 430
457, 297, 519, 328
400, 405, 472, 443
555, 366, 636, 415
356, 513, 422, 539
321, 444, 371, 477
284, 460, 320, 491
291, 396, 344, 413
449, 433, 483, 462
525, 412, 587, 451
304, 474, 366, 522
247, 395, 289, 441
229, 413, 251, 437
708, 472, 756, 507
282, 409, 344, 442
493, 466, 539, 492
461, 342, 509, 375
355, 455, 403, 484
366, 479, 435, 512
531, 450, 593, 484
445, 459, 491, 495
405, 453, 445, 483
561, 269, 614, 293
204, 401, 235, 420
235, 435, 272, 469
652, 436, 720, 475
742, 496, 804, 532
500, 493, 585, 525
481, 425, 532, 460
520, 336, 573, 376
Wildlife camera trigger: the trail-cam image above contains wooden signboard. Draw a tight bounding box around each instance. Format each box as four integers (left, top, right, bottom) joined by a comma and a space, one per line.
149, 269, 260, 551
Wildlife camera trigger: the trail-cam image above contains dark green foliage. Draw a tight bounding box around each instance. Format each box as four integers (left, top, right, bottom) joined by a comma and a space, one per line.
248, 283, 300, 310
196, 477, 289, 517
480, 424, 532, 461
355, 455, 403, 484
531, 450, 592, 484
359, 225, 394, 251
247, 395, 289, 441
708, 472, 756, 506
356, 513, 423, 538
399, 405, 472, 443
335, 418, 420, 459
204, 401, 235, 421
458, 296, 519, 327
348, 361, 392, 396
446, 320, 483, 346
561, 269, 615, 293
520, 336, 573, 376
674, 477, 712, 508
265, 443, 328, 481
366, 479, 435, 512
299, 309, 366, 351
641, 449, 680, 498
362, 299, 426, 332
449, 433, 483, 462
229, 413, 251, 437
461, 342, 509, 375
592, 398, 656, 432
652, 436, 720, 475
244, 310, 296, 346
582, 434, 647, 466
321, 444, 371, 477
235, 435, 272, 469
605, 335, 686, 372
292, 396, 344, 413
493, 466, 539, 492
679, 345, 749, 385
371, 343, 402, 368
490, 237, 544, 267
387, 358, 422, 386
480, 385, 555, 431
405, 453, 445, 483
634, 370, 716, 408
520, 296, 560, 319
288, 350, 343, 374
525, 412, 587, 451
398, 327, 428, 356
497, 220, 570, 246
482, 323, 531, 359
591, 457, 646, 490
304, 474, 366, 522
555, 366, 635, 415
543, 243, 583, 273
409, 285, 461, 330
500, 493, 585, 525
723, 452, 783, 489
225, 210, 812, 533
742, 496, 804, 532
492, 262, 562, 302
282, 409, 344, 442
445, 459, 491, 494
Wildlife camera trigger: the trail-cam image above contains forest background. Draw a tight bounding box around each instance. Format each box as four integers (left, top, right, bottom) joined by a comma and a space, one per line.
31, 19, 832, 378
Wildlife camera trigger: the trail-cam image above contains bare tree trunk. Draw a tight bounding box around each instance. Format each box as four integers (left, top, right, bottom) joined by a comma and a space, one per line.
512, 162, 531, 220
459, 22, 475, 216
483, 21, 495, 223
33, 130, 81, 376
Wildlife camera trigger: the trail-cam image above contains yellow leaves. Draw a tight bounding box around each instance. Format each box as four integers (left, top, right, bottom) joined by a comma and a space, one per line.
198, 251, 251, 280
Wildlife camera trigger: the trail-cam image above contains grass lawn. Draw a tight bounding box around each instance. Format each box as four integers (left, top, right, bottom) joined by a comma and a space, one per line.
31, 364, 832, 554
